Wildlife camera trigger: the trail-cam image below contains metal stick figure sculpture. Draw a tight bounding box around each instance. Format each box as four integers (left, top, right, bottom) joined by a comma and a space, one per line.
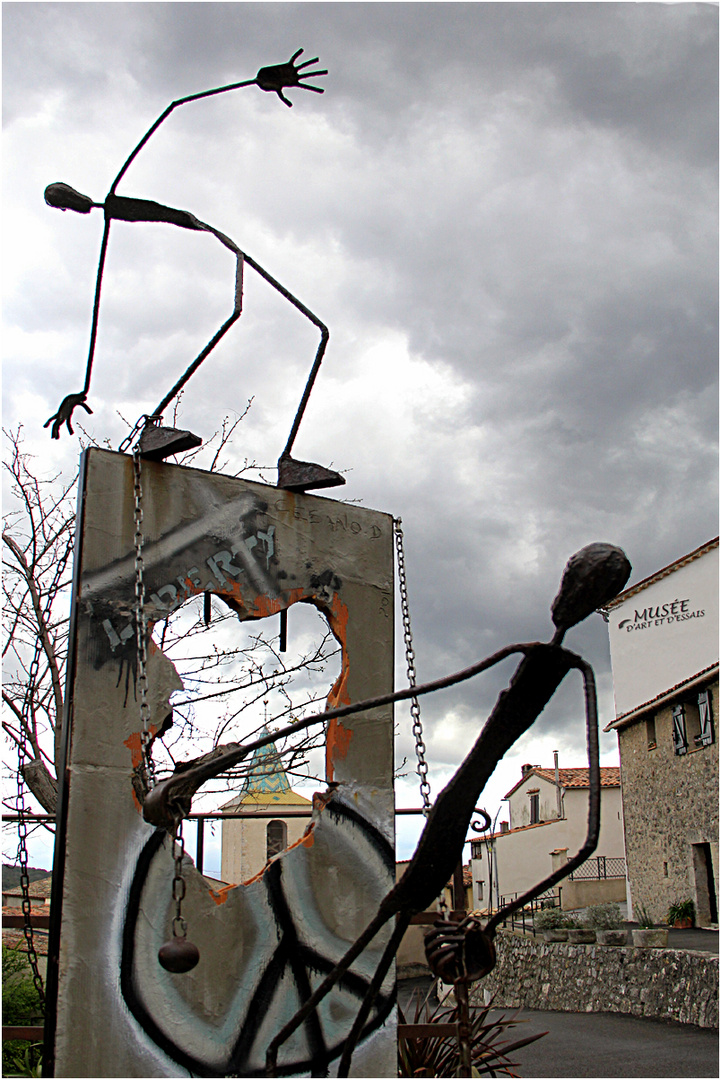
141, 541, 631, 1077
43, 50, 342, 491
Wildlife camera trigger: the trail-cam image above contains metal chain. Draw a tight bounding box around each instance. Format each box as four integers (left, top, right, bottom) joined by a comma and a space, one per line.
394, 518, 432, 816
133, 449, 155, 790
171, 820, 189, 939
119, 412, 161, 455
15, 725, 46, 1005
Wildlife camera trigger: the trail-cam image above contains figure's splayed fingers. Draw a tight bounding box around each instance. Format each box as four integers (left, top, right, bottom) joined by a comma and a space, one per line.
294, 52, 319, 68
255, 48, 328, 106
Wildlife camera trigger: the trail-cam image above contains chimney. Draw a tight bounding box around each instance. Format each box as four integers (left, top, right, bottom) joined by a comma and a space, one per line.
521, 763, 532, 776
554, 750, 562, 818
500, 821, 509, 833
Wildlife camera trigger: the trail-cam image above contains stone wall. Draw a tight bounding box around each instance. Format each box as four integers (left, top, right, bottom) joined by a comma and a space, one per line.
468, 930, 718, 1029
617, 679, 719, 926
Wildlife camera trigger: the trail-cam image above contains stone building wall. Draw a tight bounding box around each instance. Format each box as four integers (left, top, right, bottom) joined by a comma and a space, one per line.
469, 930, 718, 1029
618, 678, 718, 925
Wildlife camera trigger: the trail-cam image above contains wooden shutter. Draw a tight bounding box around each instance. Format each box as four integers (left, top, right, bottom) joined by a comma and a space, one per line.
672, 705, 687, 755
697, 690, 714, 747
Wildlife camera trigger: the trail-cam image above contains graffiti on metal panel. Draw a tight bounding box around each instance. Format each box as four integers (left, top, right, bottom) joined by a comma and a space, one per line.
121, 799, 394, 1076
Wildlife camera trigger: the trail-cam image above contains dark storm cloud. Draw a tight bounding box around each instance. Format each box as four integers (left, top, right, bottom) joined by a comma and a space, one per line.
3, 3, 717, 827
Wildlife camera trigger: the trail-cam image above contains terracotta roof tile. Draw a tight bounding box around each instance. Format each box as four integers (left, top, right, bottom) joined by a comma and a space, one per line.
2, 906, 50, 955
3, 875, 53, 900
504, 765, 620, 799
533, 767, 620, 789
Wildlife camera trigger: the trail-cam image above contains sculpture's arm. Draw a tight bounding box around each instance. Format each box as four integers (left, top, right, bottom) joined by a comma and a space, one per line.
109, 50, 327, 193
142, 643, 528, 830
44, 51, 327, 439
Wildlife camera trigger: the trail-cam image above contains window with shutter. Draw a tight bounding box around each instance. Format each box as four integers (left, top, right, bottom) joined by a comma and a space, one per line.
697, 689, 714, 747
672, 705, 688, 756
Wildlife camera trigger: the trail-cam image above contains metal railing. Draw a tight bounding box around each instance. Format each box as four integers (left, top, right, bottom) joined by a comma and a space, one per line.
498, 888, 561, 933
568, 855, 626, 881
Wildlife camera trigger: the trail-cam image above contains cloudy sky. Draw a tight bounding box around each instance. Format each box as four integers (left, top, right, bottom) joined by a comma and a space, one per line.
3, 3, 718, 870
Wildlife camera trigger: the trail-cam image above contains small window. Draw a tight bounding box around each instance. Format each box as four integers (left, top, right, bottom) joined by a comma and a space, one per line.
646, 715, 657, 749
529, 792, 540, 824
266, 820, 287, 860
476, 880, 483, 901
674, 690, 715, 752
685, 700, 703, 746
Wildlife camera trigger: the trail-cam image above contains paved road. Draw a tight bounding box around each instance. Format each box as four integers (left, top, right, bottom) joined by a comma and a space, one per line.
664, 925, 718, 953
507, 1007, 718, 1078
399, 976, 718, 1079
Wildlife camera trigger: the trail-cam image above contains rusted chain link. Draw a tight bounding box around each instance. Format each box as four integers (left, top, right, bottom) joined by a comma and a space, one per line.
15, 702, 46, 1005
133, 449, 155, 790
394, 518, 432, 816
171, 821, 188, 939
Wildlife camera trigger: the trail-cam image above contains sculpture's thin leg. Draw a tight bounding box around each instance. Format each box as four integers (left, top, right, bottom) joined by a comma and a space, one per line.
148, 219, 244, 419
243, 252, 329, 462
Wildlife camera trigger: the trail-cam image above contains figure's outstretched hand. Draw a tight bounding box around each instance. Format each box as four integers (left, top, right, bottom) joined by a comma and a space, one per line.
255, 49, 328, 107
44, 393, 93, 439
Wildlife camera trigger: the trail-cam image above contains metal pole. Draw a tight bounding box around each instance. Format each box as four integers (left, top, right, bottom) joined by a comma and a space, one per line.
196, 817, 205, 875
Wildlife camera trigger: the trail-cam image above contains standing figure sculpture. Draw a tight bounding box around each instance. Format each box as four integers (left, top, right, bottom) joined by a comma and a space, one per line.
43, 50, 342, 492
141, 541, 631, 1076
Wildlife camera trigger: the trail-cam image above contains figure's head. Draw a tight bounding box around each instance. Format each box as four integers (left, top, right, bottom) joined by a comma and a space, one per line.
551, 543, 631, 638
44, 182, 94, 213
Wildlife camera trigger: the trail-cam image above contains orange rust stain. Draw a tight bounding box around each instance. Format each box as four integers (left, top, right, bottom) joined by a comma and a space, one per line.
325, 593, 351, 710
326, 719, 353, 782
124, 725, 158, 769
283, 825, 317, 856
124, 726, 159, 813
208, 884, 236, 905
251, 587, 305, 619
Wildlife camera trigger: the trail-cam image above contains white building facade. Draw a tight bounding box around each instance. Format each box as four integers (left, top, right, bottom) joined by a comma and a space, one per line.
603, 538, 719, 926
470, 763, 625, 912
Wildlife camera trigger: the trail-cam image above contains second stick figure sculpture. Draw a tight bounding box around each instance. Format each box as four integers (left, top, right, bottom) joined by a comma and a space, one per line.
43, 50, 342, 493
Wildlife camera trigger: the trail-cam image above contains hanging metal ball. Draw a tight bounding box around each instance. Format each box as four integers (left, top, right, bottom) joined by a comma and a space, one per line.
158, 937, 200, 973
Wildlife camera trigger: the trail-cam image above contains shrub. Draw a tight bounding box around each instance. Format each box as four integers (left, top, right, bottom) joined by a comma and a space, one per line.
667, 899, 695, 926
2, 944, 44, 1077
533, 907, 566, 931
634, 903, 655, 928
585, 903, 623, 930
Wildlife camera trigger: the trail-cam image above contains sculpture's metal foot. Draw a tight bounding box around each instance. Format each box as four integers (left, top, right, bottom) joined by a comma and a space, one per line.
137, 425, 202, 461
277, 454, 345, 492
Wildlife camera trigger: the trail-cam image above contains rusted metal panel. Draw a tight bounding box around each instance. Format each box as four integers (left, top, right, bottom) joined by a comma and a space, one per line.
52, 449, 395, 1078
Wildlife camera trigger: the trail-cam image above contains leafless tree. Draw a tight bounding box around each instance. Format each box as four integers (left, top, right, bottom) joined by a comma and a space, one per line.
2, 420, 339, 826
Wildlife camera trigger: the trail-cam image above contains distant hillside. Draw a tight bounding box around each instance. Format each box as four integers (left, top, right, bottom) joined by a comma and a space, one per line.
2, 864, 51, 891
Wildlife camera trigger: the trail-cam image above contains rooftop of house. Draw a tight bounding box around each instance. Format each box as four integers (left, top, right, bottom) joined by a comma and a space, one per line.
2, 875, 53, 900
2, 905, 50, 955
504, 766, 620, 800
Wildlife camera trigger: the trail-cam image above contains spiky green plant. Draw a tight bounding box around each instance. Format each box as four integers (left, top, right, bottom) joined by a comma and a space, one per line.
398, 983, 546, 1077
